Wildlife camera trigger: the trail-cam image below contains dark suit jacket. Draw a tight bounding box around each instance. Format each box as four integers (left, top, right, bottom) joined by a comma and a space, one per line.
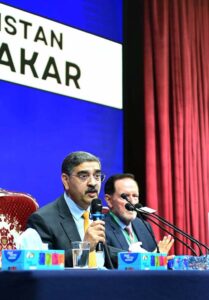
105, 213, 157, 268
27, 195, 113, 268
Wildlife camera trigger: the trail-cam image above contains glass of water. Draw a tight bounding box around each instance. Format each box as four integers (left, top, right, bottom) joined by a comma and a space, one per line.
72, 241, 90, 268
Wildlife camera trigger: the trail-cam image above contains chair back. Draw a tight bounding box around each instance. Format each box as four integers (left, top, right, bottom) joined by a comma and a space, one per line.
0, 189, 39, 250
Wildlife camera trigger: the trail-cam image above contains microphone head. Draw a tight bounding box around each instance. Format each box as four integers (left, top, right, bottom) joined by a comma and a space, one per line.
90, 198, 102, 214
121, 193, 128, 200
125, 203, 134, 211
135, 203, 143, 209
135, 203, 157, 214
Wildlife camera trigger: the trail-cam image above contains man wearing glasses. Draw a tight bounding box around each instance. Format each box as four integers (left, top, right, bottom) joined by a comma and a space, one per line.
27, 151, 112, 268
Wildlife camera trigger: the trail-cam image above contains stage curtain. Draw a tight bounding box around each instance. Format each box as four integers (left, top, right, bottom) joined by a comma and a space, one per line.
144, 0, 209, 254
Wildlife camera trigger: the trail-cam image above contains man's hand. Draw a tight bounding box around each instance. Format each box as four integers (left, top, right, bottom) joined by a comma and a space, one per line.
158, 235, 174, 254
83, 220, 105, 251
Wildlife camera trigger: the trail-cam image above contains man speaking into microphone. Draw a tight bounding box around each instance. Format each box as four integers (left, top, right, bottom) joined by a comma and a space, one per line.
104, 173, 174, 268
27, 151, 113, 268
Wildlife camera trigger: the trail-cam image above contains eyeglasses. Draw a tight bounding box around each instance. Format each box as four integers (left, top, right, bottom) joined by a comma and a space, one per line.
70, 172, 106, 182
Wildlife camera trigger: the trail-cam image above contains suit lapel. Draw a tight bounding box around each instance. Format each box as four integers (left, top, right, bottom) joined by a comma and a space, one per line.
132, 218, 143, 241
132, 217, 155, 250
107, 214, 129, 251
57, 196, 81, 242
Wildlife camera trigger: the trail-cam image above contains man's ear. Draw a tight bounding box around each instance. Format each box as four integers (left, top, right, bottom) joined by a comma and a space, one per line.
61, 173, 69, 190
105, 194, 113, 209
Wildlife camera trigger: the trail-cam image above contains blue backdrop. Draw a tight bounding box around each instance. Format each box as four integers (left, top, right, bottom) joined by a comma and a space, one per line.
0, 0, 123, 206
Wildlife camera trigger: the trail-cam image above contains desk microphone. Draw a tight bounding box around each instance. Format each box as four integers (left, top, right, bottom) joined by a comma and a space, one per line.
131, 202, 209, 255
125, 203, 198, 256
121, 194, 159, 253
90, 198, 104, 252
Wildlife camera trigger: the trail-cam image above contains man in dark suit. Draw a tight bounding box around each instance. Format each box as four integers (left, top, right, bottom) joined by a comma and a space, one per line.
104, 174, 174, 268
27, 151, 112, 268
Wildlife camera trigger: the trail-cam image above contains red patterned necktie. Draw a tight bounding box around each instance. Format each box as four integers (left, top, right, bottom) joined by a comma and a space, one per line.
125, 226, 134, 243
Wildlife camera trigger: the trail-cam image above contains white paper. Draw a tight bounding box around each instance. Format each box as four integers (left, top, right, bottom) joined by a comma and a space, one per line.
16, 228, 48, 250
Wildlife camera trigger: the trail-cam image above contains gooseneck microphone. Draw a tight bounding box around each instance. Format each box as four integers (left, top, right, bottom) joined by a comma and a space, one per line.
121, 194, 160, 253
135, 204, 207, 255
90, 198, 104, 252
125, 202, 198, 256
124, 197, 209, 256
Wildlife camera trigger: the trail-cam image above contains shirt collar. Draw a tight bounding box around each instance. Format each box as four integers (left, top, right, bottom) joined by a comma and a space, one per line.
64, 192, 89, 220
109, 211, 129, 230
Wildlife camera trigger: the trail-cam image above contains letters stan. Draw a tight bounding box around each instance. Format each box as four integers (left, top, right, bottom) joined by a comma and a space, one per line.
0, 14, 81, 88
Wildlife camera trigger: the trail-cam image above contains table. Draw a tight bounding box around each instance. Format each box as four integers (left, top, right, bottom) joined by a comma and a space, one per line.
0, 269, 208, 300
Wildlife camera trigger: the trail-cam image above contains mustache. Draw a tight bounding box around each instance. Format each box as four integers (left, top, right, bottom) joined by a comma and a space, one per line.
85, 187, 98, 194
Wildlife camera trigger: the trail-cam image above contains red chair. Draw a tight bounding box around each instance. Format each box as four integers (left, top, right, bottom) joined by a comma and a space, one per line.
0, 189, 39, 250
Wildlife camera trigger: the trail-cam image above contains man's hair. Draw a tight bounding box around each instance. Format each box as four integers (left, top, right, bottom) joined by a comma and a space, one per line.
104, 173, 136, 195
62, 151, 101, 175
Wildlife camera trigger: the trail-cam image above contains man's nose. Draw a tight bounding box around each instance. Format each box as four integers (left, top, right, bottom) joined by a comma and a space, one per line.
87, 175, 98, 185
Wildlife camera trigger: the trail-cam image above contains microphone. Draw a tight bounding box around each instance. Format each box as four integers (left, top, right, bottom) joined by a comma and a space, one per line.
125, 203, 198, 256
122, 195, 160, 253
126, 202, 156, 214
90, 198, 104, 252
135, 203, 157, 214
130, 202, 209, 255
121, 193, 132, 204
125, 202, 135, 211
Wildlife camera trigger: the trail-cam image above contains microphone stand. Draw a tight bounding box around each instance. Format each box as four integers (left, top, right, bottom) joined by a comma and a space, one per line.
121, 194, 209, 256
125, 202, 198, 256
143, 213, 198, 256
136, 206, 209, 256
123, 201, 160, 253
